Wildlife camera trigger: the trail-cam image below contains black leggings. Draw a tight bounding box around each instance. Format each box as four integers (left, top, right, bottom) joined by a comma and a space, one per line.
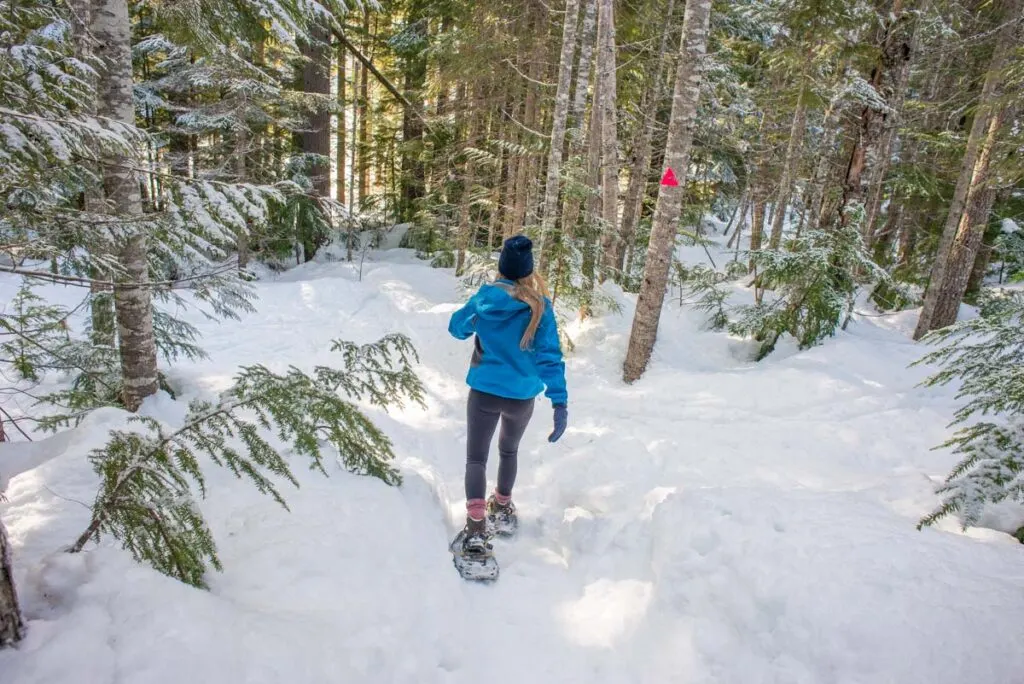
465, 389, 535, 501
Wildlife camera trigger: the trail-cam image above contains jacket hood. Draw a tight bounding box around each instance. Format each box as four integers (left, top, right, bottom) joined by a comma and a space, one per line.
474, 281, 529, 320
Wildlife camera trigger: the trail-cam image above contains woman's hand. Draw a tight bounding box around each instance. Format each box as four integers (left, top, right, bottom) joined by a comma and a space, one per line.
548, 404, 567, 442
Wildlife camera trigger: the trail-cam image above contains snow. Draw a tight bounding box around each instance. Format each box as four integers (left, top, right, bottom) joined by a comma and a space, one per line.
2, 241, 1023, 683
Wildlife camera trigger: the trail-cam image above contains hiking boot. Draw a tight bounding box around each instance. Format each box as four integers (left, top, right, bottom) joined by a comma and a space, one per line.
452, 516, 491, 557
486, 493, 518, 536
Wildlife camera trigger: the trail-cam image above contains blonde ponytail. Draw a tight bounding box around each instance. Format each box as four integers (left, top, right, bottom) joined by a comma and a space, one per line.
511, 272, 550, 350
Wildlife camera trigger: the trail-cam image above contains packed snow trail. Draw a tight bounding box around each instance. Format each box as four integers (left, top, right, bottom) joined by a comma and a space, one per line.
2, 247, 1023, 683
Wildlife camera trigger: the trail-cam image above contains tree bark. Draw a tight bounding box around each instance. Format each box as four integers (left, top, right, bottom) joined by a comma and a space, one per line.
455, 86, 484, 275
349, 54, 358, 209
512, 45, 543, 234
537, 0, 581, 274
399, 7, 427, 221
913, 0, 1019, 339
966, 218, 997, 298
930, 165, 1001, 328
580, 78, 604, 318
844, 0, 919, 235
618, 0, 678, 278
93, 0, 159, 411
235, 128, 250, 269
768, 83, 806, 248
596, 0, 620, 279
558, 0, 598, 239
358, 10, 372, 203
300, 21, 331, 199
623, 0, 712, 383
69, 0, 116, 349
0, 516, 24, 648
336, 41, 346, 205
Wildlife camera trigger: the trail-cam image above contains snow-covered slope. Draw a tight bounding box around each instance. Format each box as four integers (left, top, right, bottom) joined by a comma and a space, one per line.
2, 247, 1022, 684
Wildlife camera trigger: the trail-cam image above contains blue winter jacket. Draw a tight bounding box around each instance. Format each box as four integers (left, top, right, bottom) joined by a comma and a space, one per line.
448, 280, 567, 406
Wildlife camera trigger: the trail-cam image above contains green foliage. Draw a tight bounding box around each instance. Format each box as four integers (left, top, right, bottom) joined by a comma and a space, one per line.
734, 219, 886, 359
676, 218, 886, 360
70, 333, 426, 587
675, 261, 746, 331
0, 281, 70, 381
913, 290, 1024, 534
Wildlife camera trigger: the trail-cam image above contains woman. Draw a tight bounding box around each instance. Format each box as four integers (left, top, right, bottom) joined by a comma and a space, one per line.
447, 234, 568, 558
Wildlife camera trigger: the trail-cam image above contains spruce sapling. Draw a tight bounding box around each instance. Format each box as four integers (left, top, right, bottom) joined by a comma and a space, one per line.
68, 333, 426, 587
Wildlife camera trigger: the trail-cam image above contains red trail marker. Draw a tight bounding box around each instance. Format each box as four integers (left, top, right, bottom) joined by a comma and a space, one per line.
660, 167, 679, 187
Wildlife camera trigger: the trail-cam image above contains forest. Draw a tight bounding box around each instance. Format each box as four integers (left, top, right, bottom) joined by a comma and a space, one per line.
0, 0, 1022, 679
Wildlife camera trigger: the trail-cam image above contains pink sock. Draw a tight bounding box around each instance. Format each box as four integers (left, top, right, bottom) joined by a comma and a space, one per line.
467, 498, 486, 521
493, 490, 511, 505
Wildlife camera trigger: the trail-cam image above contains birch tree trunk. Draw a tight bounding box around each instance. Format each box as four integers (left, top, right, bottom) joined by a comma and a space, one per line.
537, 0, 581, 274
0, 516, 24, 648
913, 0, 1019, 339
623, 0, 712, 383
596, 0, 620, 279
615, 0, 677, 282
93, 0, 159, 411
558, 0, 598, 239
568, 0, 598, 145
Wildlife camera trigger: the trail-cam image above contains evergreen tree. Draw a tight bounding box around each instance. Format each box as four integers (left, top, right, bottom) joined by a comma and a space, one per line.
915, 290, 1024, 541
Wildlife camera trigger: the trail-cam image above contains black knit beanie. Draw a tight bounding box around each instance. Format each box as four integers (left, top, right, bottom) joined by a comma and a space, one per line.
498, 234, 534, 280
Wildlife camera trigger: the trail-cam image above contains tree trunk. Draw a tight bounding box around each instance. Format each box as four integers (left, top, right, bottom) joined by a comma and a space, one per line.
0, 516, 24, 648
537, 0, 581, 274
748, 191, 767, 269
623, 0, 712, 383
596, 0, 620, 279
512, 47, 543, 234
501, 82, 524, 240
93, 0, 159, 411
845, 0, 919, 235
349, 54, 358, 209
913, 0, 1019, 339
930, 173, 1001, 328
617, 0, 677, 280
966, 218, 997, 298
580, 79, 604, 318
558, 0, 598, 240
358, 9, 372, 203
768, 83, 806, 249
871, 187, 904, 266
336, 41, 346, 205
399, 8, 427, 221
69, 0, 116, 349
569, 0, 598, 136
235, 128, 250, 269
300, 22, 331, 199
455, 85, 484, 275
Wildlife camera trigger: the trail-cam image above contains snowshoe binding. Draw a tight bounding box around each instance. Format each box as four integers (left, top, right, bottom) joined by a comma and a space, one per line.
486, 494, 518, 537
450, 517, 498, 582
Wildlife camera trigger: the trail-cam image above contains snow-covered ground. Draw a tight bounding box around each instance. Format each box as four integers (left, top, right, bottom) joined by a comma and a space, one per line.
2, 239, 1023, 683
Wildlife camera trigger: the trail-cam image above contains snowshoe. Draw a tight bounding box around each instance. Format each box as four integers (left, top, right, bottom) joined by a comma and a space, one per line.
486, 494, 518, 537
449, 517, 498, 582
